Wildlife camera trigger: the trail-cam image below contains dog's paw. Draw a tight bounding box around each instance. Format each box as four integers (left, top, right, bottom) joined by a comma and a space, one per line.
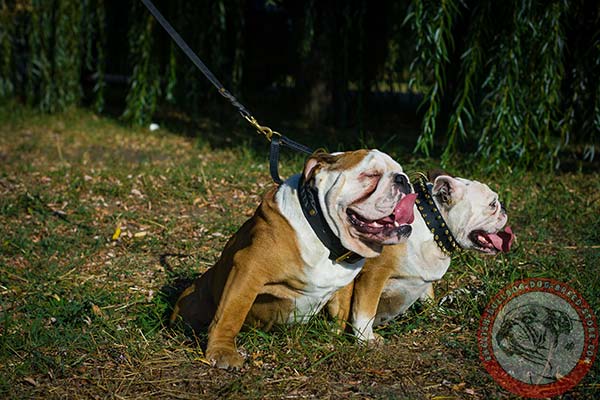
356, 331, 384, 346
419, 283, 435, 302
365, 332, 384, 347
330, 320, 347, 336
206, 346, 245, 369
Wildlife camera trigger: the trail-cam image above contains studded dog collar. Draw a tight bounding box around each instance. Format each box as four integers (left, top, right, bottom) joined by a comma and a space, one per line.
413, 176, 460, 255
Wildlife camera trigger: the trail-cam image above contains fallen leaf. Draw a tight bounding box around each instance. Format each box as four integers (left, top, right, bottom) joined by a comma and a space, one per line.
112, 225, 121, 240
23, 377, 38, 386
91, 303, 105, 318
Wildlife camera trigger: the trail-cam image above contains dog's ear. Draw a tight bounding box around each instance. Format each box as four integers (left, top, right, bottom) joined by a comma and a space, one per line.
432, 176, 465, 206
303, 158, 320, 181
303, 151, 336, 181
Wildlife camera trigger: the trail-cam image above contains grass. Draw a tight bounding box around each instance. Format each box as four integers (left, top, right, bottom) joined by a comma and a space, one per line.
0, 102, 598, 399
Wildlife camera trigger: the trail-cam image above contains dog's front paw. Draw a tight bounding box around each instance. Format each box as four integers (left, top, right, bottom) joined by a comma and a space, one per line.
331, 320, 348, 335
206, 346, 245, 369
367, 332, 384, 346
419, 283, 435, 302
355, 329, 384, 346
360, 332, 384, 346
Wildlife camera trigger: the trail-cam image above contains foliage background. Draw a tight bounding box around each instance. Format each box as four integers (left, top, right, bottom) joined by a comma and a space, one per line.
0, 0, 599, 169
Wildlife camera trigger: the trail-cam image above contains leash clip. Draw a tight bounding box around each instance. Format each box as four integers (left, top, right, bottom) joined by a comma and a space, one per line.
244, 115, 281, 142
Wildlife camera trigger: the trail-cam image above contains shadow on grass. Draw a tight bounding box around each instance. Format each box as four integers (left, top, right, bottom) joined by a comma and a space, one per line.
157, 253, 210, 349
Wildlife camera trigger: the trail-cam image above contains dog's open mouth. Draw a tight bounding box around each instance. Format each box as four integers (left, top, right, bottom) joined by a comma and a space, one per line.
347, 193, 417, 238
469, 226, 514, 253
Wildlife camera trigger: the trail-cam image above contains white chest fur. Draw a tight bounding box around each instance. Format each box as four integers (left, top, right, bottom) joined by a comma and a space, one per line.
377, 207, 450, 324
276, 175, 364, 323
405, 211, 451, 282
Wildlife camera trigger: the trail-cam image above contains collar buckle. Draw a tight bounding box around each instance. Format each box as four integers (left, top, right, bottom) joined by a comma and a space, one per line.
335, 250, 357, 264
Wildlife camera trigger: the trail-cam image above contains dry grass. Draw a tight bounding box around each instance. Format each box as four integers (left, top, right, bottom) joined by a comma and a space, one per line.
0, 104, 598, 399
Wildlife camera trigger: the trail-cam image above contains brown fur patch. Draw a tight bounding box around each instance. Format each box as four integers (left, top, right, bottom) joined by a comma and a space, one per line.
376, 292, 407, 317
345, 244, 406, 326
304, 150, 369, 182
171, 188, 310, 367
330, 149, 370, 171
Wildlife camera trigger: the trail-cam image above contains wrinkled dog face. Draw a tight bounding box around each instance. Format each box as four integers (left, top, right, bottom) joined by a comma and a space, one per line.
432, 176, 513, 254
303, 150, 416, 258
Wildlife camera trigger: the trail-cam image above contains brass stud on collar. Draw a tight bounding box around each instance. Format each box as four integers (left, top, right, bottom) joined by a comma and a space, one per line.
309, 209, 316, 216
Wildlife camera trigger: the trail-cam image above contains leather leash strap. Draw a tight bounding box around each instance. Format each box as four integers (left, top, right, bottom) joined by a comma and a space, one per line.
140, 0, 314, 184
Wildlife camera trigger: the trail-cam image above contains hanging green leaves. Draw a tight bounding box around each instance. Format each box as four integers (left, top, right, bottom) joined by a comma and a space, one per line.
54, 0, 83, 108
0, 0, 597, 169
4, 0, 104, 112
0, 0, 15, 98
406, 0, 597, 169
93, 0, 106, 113
122, 4, 161, 126
406, 0, 462, 157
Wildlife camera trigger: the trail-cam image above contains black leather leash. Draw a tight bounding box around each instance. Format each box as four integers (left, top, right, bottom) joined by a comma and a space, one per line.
140, 0, 313, 184
140, 0, 364, 264
269, 135, 314, 184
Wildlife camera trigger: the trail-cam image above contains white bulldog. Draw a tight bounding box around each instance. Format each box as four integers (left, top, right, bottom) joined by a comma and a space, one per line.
331, 172, 514, 343
170, 149, 416, 368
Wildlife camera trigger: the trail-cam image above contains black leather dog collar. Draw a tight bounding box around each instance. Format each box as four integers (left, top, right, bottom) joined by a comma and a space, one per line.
298, 177, 363, 264
414, 176, 460, 255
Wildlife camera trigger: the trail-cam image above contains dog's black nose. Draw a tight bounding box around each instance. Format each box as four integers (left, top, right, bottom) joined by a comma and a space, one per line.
394, 173, 411, 193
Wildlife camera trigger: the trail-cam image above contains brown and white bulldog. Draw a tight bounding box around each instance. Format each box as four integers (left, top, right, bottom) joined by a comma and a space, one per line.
170, 149, 416, 368
336, 172, 514, 343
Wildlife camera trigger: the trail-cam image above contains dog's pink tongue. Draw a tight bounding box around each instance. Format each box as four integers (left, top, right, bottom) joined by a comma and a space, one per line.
483, 226, 515, 252
394, 193, 417, 225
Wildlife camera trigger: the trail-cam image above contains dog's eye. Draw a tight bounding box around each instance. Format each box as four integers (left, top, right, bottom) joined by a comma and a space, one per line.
363, 172, 382, 179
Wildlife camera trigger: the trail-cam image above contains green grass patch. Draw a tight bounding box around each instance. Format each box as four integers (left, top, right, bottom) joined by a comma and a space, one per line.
0, 105, 598, 398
